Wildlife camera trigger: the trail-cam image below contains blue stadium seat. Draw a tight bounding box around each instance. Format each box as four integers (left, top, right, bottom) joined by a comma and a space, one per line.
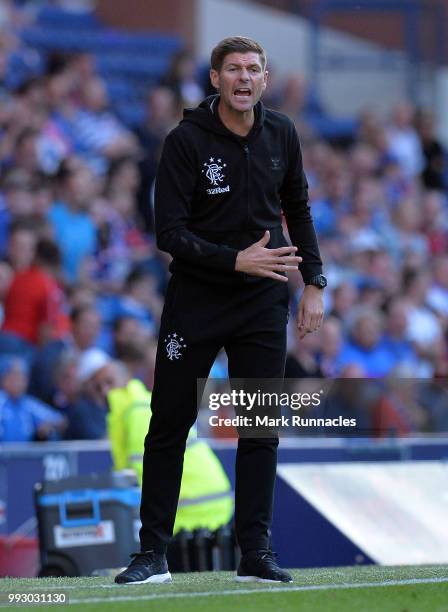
114, 101, 146, 129
305, 112, 358, 142
6, 49, 44, 89
19, 13, 181, 130
36, 6, 100, 30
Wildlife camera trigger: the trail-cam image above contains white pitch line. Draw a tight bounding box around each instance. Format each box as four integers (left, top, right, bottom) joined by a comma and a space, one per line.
64, 576, 448, 605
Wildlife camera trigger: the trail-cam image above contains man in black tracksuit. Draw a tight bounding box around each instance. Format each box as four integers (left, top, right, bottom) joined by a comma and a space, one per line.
116, 36, 325, 585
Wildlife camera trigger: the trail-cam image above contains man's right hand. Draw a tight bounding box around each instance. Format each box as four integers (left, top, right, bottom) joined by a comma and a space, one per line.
235, 230, 302, 282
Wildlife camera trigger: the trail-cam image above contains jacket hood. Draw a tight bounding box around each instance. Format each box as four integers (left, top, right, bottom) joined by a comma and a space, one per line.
180, 94, 265, 139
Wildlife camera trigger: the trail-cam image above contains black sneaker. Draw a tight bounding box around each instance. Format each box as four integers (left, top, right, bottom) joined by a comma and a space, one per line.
114, 551, 172, 584
236, 550, 293, 583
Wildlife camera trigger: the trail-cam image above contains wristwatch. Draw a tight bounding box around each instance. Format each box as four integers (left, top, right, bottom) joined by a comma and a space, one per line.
305, 274, 327, 289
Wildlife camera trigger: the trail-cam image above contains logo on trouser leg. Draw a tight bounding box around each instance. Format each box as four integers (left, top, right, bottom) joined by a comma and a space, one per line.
164, 332, 187, 360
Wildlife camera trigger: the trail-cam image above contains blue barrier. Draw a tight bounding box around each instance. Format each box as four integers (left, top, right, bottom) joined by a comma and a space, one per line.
2, 437, 448, 568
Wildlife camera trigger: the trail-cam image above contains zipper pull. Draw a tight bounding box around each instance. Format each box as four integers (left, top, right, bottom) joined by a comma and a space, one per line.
243, 144, 249, 155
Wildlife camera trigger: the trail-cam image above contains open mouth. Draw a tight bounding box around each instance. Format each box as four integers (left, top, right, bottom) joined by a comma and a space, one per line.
233, 88, 252, 98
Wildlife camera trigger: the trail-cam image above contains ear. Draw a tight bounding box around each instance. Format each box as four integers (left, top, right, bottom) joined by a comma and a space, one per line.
210, 68, 219, 91
262, 69, 268, 91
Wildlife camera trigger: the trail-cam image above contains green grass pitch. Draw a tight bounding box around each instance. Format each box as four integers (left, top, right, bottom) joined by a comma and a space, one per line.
0, 565, 447, 611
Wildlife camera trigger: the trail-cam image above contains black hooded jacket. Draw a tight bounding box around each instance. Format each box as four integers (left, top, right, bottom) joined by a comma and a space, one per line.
154, 95, 323, 285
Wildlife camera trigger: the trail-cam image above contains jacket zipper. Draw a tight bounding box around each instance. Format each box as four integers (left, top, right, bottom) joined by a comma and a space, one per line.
243, 143, 250, 227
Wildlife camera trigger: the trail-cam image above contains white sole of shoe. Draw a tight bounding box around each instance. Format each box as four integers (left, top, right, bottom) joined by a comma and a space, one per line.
124, 572, 172, 585
235, 575, 292, 584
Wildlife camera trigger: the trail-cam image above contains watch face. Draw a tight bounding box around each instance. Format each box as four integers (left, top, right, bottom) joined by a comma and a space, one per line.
318, 275, 327, 288
309, 275, 327, 288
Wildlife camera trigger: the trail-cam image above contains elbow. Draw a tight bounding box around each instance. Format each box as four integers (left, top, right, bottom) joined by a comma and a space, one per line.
156, 228, 174, 253
156, 233, 168, 253
156, 229, 182, 256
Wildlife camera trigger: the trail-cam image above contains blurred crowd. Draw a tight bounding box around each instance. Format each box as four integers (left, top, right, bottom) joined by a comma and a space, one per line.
0, 2, 447, 442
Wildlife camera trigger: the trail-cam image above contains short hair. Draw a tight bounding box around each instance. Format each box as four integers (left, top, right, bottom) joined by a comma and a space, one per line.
16, 127, 40, 149
125, 267, 150, 290
116, 341, 146, 363
70, 304, 97, 325
35, 238, 61, 268
45, 52, 70, 77
8, 218, 36, 236
210, 36, 267, 72
113, 315, 138, 334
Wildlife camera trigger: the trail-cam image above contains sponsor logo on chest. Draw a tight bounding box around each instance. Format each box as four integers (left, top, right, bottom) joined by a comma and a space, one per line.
202, 156, 231, 195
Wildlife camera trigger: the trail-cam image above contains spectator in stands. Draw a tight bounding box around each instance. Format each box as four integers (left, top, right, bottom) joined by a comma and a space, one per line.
64, 347, 110, 440
2, 238, 69, 348
136, 86, 179, 231
310, 170, 348, 238
427, 254, 448, 320
30, 303, 101, 404
12, 127, 41, 173
358, 109, 384, 152
337, 307, 396, 377
356, 277, 386, 309
66, 53, 97, 106
316, 316, 343, 377
0, 221, 37, 358
350, 177, 389, 235
346, 230, 385, 285
70, 304, 101, 347
41, 54, 78, 171
386, 102, 423, 179
381, 298, 418, 368
368, 248, 401, 296
31, 172, 54, 225
320, 377, 375, 434
372, 376, 429, 437
329, 281, 358, 323
421, 190, 448, 256
0, 169, 35, 223
5, 218, 36, 270
111, 314, 156, 385
421, 380, 448, 432
162, 50, 204, 108
103, 156, 152, 274
14, 77, 47, 117
74, 76, 139, 172
285, 323, 323, 378
402, 268, 443, 355
0, 356, 66, 442
278, 74, 307, 120
86, 195, 130, 292
415, 108, 445, 191
48, 156, 97, 283
350, 143, 379, 183
107, 157, 143, 231
113, 315, 149, 357
106, 156, 141, 206
115, 341, 147, 383
391, 196, 429, 269
339, 363, 366, 378
47, 348, 80, 414
115, 267, 162, 336
0, 259, 12, 326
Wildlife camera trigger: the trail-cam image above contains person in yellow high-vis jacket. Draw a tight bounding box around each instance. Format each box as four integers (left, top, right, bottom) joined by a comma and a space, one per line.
78, 348, 233, 534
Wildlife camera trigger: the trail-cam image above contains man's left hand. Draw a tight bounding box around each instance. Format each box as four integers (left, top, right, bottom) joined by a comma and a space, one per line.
296, 285, 324, 339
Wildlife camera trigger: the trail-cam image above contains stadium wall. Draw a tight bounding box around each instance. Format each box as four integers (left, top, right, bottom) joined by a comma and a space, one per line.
97, 0, 448, 140
96, 0, 195, 42
195, 0, 430, 117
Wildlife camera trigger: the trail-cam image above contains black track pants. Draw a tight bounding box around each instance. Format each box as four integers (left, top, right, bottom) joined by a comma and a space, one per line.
139, 273, 289, 554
